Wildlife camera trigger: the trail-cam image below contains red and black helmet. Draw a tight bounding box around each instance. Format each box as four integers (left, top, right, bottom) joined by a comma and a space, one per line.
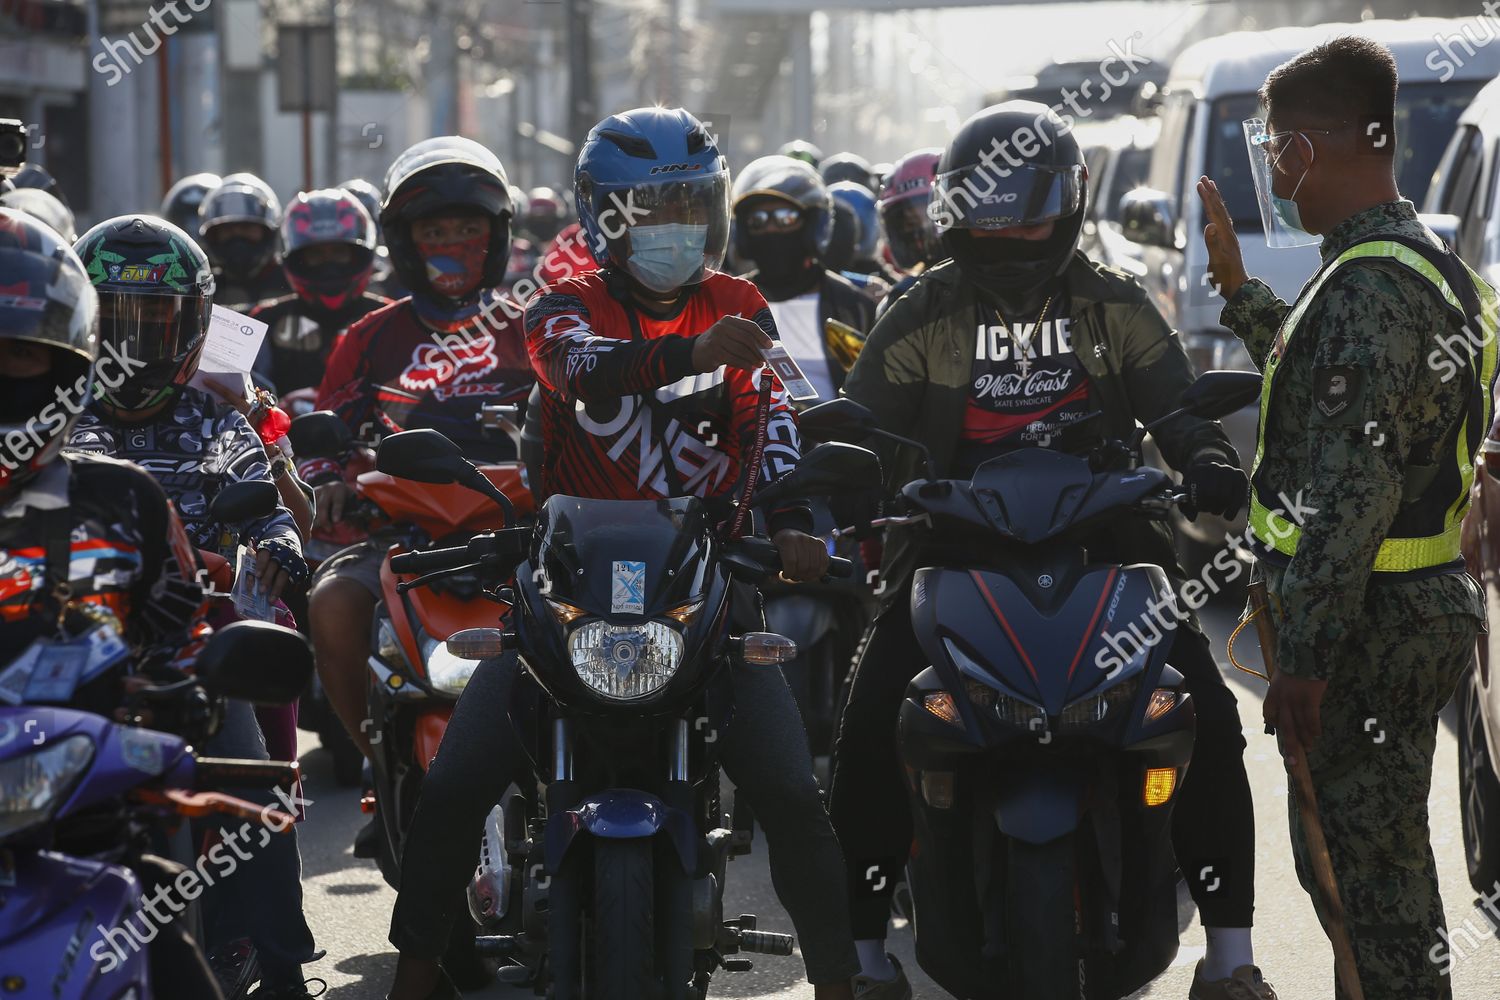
279, 188, 378, 313
380, 137, 513, 302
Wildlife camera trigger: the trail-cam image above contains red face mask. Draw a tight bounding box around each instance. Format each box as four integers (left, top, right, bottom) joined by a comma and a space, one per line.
414, 232, 489, 297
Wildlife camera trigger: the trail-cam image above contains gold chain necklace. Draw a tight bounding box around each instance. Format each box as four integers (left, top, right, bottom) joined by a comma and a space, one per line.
997, 293, 1054, 377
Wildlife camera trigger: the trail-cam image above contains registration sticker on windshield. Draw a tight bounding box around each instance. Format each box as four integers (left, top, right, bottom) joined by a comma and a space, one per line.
611, 561, 646, 615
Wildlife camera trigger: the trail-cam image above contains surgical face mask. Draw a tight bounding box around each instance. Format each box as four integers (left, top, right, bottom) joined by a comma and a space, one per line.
1243, 118, 1319, 249
626, 224, 709, 294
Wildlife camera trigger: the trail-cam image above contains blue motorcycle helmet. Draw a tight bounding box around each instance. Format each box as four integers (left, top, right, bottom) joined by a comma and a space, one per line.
828, 180, 880, 264
575, 107, 730, 295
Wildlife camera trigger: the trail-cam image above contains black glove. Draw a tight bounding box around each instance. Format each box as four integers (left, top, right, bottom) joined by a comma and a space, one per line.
1179, 459, 1249, 522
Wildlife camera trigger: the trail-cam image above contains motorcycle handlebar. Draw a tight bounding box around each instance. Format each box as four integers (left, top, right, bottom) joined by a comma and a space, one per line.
390, 544, 472, 576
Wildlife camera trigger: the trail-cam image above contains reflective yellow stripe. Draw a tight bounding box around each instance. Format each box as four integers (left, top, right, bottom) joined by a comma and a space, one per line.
1248, 239, 1499, 572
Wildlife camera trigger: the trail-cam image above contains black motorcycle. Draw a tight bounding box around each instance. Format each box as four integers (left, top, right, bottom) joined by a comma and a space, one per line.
800, 371, 1261, 1000
373, 428, 882, 998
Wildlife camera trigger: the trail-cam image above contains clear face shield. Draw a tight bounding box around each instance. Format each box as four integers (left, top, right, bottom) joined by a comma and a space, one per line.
1243, 118, 1319, 249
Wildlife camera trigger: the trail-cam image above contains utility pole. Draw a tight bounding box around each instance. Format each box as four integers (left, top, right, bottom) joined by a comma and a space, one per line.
566, 0, 597, 153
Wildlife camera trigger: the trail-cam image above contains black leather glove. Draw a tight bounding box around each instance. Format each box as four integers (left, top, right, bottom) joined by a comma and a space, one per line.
1179, 459, 1249, 521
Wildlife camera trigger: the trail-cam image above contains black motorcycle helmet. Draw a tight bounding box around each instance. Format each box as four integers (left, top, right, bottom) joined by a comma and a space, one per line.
380, 136, 513, 302
73, 215, 214, 413
932, 101, 1087, 310
199, 172, 281, 280
730, 155, 835, 262
10, 163, 67, 206
160, 172, 223, 238
820, 151, 877, 192
0, 208, 97, 496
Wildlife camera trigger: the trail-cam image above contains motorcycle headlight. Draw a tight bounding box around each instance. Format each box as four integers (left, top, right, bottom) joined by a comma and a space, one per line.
1060, 676, 1143, 729
569, 620, 684, 701
0, 734, 94, 840
942, 638, 1045, 729
420, 636, 481, 696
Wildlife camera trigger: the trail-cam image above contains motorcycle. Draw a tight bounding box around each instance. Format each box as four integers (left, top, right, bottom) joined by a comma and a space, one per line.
372, 427, 882, 998
0, 619, 314, 999
798, 371, 1262, 1000
288, 407, 534, 886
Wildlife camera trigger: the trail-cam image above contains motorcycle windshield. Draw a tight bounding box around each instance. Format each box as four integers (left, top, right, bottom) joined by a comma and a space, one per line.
968, 449, 1167, 543
535, 496, 712, 619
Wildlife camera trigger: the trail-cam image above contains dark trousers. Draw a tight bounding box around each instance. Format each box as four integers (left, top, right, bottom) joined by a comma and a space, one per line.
828, 585, 1256, 938
389, 652, 861, 985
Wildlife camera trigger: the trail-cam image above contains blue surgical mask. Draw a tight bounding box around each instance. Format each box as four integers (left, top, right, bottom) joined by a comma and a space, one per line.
1270, 145, 1312, 236
627, 223, 709, 293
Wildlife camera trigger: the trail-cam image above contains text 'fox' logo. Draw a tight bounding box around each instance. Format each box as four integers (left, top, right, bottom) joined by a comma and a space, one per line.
399, 336, 499, 391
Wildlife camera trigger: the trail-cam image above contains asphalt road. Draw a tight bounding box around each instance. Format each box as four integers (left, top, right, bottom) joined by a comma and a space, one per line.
290, 599, 1500, 998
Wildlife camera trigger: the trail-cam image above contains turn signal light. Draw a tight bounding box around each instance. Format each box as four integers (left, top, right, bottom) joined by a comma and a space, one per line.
923, 691, 962, 727
741, 632, 797, 665
1143, 766, 1177, 807
1144, 688, 1178, 723
445, 628, 506, 659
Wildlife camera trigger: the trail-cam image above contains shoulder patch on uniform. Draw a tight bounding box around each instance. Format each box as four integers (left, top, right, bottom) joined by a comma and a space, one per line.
1314, 365, 1363, 418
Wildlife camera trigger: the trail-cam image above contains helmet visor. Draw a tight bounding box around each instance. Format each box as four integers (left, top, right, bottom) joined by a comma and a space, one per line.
97, 289, 209, 366
880, 195, 941, 270
0, 245, 96, 350
596, 173, 730, 287
930, 163, 1083, 231
1242, 118, 1320, 249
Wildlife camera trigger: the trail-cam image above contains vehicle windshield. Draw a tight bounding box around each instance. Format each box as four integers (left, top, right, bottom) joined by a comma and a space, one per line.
1206, 80, 1486, 229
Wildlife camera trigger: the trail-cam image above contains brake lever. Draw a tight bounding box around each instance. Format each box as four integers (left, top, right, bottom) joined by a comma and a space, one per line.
397, 562, 483, 593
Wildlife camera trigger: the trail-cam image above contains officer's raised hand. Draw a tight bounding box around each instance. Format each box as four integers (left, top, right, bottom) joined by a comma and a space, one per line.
1197, 176, 1249, 301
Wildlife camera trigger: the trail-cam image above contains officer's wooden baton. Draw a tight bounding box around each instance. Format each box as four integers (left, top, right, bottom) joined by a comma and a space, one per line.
1245, 579, 1365, 1000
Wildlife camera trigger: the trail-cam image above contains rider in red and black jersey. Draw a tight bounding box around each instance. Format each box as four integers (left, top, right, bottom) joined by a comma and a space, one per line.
305, 138, 534, 771
526, 267, 806, 524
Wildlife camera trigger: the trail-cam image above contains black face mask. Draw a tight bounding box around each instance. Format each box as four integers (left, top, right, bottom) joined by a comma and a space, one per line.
0, 375, 60, 424
211, 236, 272, 280
744, 231, 818, 291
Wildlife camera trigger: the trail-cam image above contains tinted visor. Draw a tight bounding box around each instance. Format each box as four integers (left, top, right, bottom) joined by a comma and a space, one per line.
880, 194, 941, 270
930, 162, 1083, 231
97, 289, 209, 366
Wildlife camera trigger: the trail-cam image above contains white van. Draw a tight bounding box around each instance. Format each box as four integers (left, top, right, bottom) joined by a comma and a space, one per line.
1425, 74, 1500, 283
1118, 17, 1500, 559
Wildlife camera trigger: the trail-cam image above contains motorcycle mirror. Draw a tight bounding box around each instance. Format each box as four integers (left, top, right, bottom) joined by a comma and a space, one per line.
753, 442, 883, 510
797, 398, 877, 444
286, 410, 352, 458
376, 429, 469, 485
208, 480, 280, 524
1177, 370, 1262, 421
198, 621, 314, 705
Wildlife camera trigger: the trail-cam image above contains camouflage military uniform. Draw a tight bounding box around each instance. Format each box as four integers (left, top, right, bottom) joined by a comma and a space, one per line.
1222, 200, 1493, 1000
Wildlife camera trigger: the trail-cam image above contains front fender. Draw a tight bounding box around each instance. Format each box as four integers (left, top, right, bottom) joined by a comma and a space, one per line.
763, 593, 837, 648
993, 766, 1087, 845
544, 791, 699, 875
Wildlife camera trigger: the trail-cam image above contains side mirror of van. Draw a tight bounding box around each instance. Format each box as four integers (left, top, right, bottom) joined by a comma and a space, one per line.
1119, 188, 1176, 248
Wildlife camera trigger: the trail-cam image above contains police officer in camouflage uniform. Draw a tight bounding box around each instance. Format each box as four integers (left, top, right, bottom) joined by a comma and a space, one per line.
1200, 36, 1498, 1000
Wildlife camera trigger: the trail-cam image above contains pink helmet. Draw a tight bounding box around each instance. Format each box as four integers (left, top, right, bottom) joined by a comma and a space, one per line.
876, 148, 943, 271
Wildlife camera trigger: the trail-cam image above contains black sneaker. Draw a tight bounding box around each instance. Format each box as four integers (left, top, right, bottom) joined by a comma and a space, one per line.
250, 978, 328, 999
